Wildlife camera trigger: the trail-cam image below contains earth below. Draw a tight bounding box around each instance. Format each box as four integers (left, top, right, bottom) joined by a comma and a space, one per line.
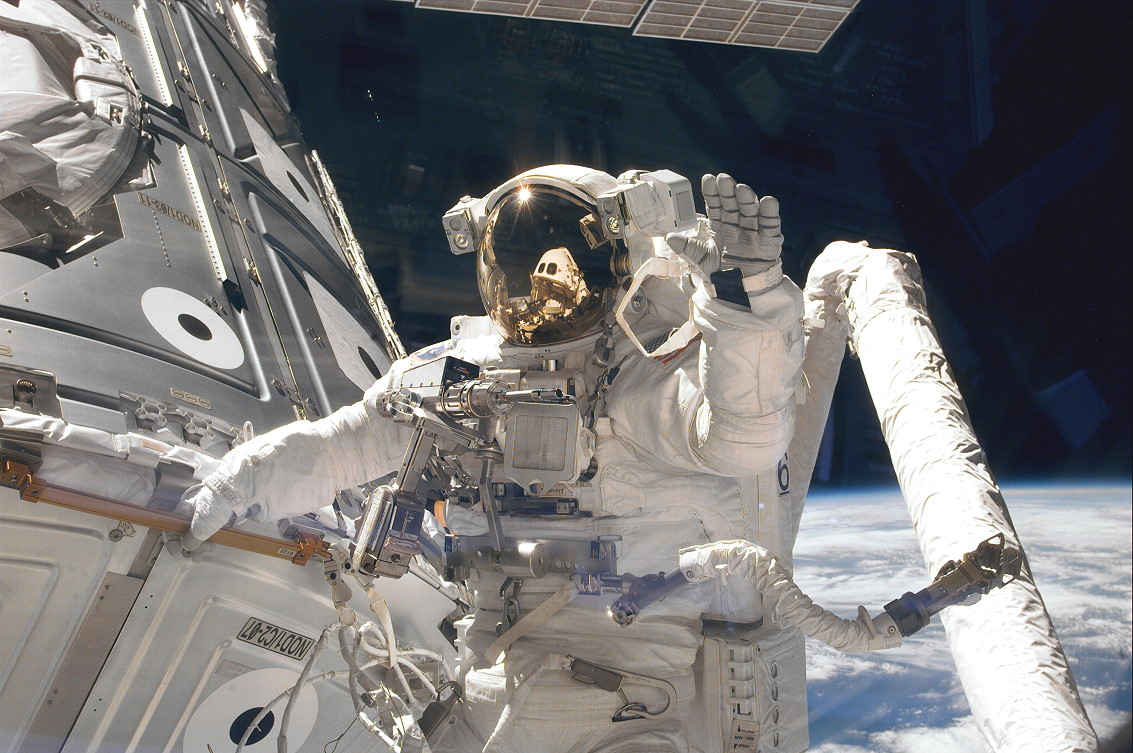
793, 483, 1132, 752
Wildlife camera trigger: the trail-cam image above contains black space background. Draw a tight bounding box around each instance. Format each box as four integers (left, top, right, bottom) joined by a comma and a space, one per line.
265, 0, 1131, 485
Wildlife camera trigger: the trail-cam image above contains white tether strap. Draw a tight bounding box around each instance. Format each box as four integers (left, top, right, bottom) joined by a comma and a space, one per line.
481, 581, 579, 666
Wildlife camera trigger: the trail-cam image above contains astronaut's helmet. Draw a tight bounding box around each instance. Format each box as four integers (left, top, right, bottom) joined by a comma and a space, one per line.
477, 183, 622, 346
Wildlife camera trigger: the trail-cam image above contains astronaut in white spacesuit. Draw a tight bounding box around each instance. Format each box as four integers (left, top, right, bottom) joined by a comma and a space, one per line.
184, 164, 809, 752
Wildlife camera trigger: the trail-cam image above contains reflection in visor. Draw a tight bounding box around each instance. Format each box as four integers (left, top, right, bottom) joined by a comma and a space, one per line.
531, 247, 589, 308
478, 187, 617, 345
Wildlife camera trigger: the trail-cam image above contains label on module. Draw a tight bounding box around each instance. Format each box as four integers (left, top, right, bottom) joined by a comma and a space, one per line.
237, 617, 315, 660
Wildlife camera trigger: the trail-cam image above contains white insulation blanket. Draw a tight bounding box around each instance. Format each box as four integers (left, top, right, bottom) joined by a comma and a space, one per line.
804, 241, 1097, 752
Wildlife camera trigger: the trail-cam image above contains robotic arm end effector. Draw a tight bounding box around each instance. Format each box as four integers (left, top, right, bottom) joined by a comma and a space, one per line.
883, 533, 1023, 637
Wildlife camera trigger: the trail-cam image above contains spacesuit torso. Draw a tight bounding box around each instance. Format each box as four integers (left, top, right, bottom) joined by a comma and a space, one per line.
182, 165, 807, 752
365, 267, 804, 751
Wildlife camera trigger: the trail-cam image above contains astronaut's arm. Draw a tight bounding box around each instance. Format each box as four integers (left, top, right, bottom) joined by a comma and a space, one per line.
686, 273, 804, 474
669, 174, 804, 475
183, 375, 413, 548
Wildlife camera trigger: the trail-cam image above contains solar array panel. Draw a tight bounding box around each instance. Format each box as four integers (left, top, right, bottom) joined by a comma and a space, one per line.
634, 0, 857, 50
530, 0, 649, 27
414, 0, 534, 18
415, 0, 650, 28
413, 0, 856, 49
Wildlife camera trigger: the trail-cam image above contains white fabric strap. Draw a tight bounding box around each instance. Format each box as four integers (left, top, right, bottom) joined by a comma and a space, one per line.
741, 262, 784, 293
482, 581, 579, 665
482, 654, 572, 752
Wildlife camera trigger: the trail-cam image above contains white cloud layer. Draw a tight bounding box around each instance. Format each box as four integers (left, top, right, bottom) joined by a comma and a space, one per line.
795, 484, 1132, 751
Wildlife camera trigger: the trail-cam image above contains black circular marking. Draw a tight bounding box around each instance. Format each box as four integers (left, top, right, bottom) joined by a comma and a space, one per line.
286, 171, 309, 201
358, 346, 382, 380
229, 707, 275, 745
178, 313, 213, 341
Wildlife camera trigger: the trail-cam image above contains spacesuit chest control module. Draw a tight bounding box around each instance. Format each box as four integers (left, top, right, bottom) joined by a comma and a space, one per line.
352, 353, 611, 587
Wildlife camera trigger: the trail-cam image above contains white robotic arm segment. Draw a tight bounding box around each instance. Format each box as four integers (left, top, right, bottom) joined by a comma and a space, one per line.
806, 240, 1098, 752
185, 374, 413, 547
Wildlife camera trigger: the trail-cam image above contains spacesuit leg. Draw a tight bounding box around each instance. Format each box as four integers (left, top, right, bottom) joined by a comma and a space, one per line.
443, 679, 693, 753
432, 560, 706, 753
586, 723, 690, 753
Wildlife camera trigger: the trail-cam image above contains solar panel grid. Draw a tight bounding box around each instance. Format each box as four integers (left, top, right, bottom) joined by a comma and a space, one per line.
800, 0, 855, 8
693, 0, 749, 33
528, 0, 648, 25
479, 0, 535, 15
585, 0, 648, 22
796, 7, 847, 21
634, 3, 695, 39
732, 1, 848, 49
793, 16, 841, 30
637, 0, 755, 42
529, 0, 587, 22
639, 9, 693, 26
415, 0, 477, 11
581, 12, 636, 25
416, 0, 531, 14
415, 0, 855, 49
775, 37, 822, 50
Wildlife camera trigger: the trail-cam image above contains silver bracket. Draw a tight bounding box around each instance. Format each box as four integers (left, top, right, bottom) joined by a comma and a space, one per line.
0, 365, 62, 417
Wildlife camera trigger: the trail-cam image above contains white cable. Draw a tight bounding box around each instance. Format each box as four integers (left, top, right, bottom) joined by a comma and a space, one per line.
357, 623, 386, 653
235, 624, 335, 753
339, 624, 433, 750
402, 647, 456, 682
358, 605, 419, 708
356, 651, 439, 699
340, 628, 398, 745
277, 630, 329, 753
396, 656, 439, 698
356, 624, 416, 707
357, 625, 454, 679
233, 668, 344, 753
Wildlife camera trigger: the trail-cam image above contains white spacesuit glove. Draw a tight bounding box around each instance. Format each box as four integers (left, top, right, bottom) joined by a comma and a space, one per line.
176, 435, 321, 552
177, 379, 411, 552
176, 425, 301, 550
180, 482, 232, 552
177, 423, 318, 552
665, 173, 784, 280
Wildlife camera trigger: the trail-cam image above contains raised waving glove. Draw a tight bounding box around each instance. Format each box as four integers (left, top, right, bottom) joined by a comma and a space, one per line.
666, 174, 784, 296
